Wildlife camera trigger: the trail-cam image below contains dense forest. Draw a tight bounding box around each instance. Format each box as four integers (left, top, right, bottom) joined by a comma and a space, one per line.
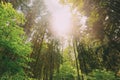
0, 0, 120, 80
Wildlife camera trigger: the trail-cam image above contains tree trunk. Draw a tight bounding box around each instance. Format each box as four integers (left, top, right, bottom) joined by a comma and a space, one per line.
73, 40, 81, 80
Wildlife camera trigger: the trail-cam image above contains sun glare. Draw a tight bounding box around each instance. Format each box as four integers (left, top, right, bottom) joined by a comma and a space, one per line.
44, 0, 72, 37
51, 7, 72, 36
44, 0, 87, 38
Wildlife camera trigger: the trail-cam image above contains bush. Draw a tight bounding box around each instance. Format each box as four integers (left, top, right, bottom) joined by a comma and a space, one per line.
87, 69, 116, 80
53, 62, 76, 80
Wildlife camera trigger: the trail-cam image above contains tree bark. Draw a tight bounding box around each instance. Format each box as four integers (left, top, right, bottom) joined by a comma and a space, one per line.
73, 40, 81, 80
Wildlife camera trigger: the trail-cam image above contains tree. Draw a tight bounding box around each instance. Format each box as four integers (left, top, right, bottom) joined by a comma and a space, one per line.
53, 46, 76, 80
61, 0, 120, 75
0, 2, 32, 79
0, 0, 28, 8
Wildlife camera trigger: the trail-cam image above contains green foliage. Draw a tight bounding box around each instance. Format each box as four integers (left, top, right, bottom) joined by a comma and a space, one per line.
0, 2, 32, 78
0, 71, 29, 80
87, 69, 116, 80
30, 39, 62, 79
65, 0, 120, 74
0, 0, 119, 80
53, 46, 76, 80
88, 10, 99, 27
53, 62, 76, 80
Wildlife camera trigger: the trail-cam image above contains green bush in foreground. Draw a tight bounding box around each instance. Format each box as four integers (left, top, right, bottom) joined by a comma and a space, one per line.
87, 69, 116, 80
53, 62, 76, 80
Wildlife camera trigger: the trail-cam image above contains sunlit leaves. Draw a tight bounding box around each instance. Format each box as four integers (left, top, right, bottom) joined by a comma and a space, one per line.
0, 2, 32, 77
88, 10, 99, 27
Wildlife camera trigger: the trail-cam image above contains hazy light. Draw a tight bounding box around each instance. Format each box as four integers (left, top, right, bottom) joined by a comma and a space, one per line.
80, 16, 87, 31
44, 0, 87, 38
51, 6, 72, 36
44, 0, 72, 37
28, 0, 34, 7
80, 16, 87, 25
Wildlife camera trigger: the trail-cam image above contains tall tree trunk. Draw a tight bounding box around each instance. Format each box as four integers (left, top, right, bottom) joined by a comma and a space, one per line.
50, 52, 53, 80
73, 40, 81, 80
